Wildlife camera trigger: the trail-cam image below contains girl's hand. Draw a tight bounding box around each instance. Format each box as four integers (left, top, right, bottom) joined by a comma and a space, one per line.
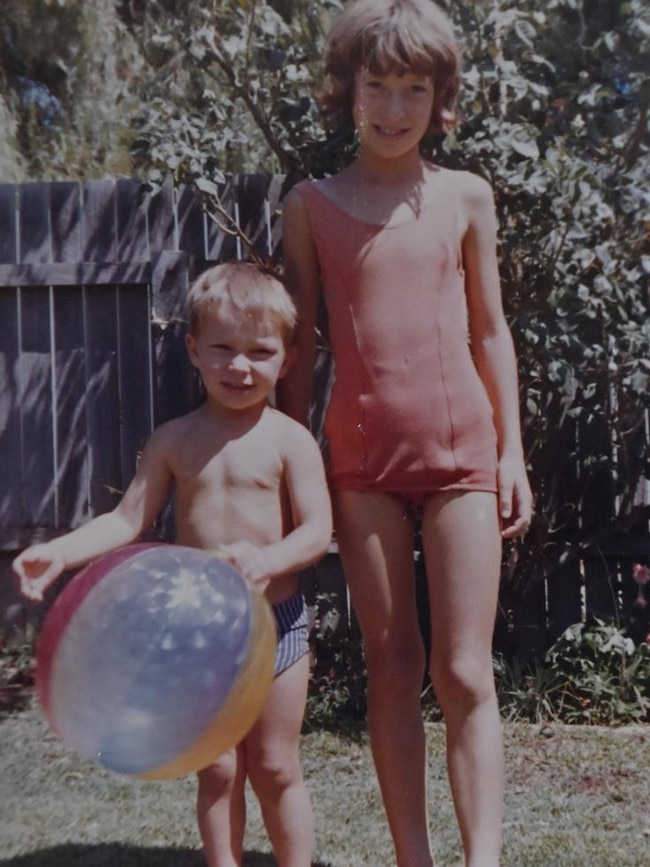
220, 542, 275, 591
12, 546, 66, 602
498, 455, 533, 539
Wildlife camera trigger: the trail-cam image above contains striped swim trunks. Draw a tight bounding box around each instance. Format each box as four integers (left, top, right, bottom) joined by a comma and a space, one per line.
272, 592, 309, 676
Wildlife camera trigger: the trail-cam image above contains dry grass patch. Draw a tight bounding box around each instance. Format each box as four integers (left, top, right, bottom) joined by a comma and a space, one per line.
0, 703, 648, 866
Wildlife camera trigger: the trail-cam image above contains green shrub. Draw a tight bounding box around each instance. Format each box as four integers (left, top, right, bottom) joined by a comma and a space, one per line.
305, 636, 367, 733
496, 618, 650, 725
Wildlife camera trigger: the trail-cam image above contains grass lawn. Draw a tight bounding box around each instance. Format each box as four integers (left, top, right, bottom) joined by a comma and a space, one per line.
0, 701, 648, 866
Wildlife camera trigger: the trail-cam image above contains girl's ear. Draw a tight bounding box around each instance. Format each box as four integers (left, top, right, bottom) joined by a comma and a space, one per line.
185, 333, 200, 368
279, 345, 298, 378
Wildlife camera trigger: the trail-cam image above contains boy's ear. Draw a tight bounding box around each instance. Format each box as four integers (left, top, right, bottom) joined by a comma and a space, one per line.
185, 333, 200, 367
279, 345, 298, 378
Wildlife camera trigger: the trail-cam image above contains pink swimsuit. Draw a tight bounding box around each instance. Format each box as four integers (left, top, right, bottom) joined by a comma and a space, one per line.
297, 176, 498, 498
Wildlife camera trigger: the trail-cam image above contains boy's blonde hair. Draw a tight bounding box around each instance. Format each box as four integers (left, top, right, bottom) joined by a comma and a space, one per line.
187, 261, 297, 345
319, 0, 461, 135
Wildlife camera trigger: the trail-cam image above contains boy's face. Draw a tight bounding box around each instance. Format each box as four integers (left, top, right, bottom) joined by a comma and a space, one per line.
186, 312, 293, 413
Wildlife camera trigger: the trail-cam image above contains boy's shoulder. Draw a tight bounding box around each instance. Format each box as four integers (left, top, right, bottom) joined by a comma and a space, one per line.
266, 405, 313, 433
265, 406, 321, 450
147, 409, 202, 449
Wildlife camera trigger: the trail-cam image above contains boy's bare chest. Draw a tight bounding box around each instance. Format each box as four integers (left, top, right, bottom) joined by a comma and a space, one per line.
173, 432, 284, 497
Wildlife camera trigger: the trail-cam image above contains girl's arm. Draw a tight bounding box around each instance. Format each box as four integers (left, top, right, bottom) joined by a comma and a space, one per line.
275, 186, 321, 427
12, 426, 175, 600
221, 420, 333, 587
461, 173, 533, 538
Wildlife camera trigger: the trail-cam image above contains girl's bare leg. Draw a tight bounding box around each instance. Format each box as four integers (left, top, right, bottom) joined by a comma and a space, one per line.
196, 747, 247, 867
334, 490, 433, 867
245, 653, 313, 867
422, 491, 503, 867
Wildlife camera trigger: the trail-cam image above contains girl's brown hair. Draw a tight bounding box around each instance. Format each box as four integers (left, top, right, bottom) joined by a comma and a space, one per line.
318, 0, 461, 135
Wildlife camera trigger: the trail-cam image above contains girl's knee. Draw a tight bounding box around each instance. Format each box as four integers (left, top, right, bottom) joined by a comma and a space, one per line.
430, 655, 495, 712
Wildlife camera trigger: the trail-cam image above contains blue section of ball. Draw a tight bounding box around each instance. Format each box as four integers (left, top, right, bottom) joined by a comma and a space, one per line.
50, 547, 253, 775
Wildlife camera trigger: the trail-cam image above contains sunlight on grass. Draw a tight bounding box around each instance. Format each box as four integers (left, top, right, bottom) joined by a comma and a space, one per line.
1, 707, 648, 866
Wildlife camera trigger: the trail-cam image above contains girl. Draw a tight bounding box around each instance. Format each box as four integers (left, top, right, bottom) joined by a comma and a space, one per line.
279, 2, 532, 866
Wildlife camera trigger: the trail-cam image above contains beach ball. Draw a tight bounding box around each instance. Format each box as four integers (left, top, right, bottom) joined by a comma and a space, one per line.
36, 543, 277, 779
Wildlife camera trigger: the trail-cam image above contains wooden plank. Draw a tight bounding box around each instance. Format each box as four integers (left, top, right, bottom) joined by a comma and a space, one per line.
116, 178, 150, 261
19, 183, 51, 264
117, 284, 153, 488
236, 174, 273, 258
301, 550, 352, 645
0, 185, 18, 264
50, 182, 82, 263
0, 288, 22, 542
53, 285, 90, 528
510, 578, 549, 657
176, 185, 208, 257
153, 322, 198, 427
81, 179, 116, 263
17, 286, 57, 527
0, 262, 151, 288
267, 173, 289, 259
583, 556, 618, 619
83, 285, 122, 513
151, 251, 196, 425
146, 176, 176, 252
151, 251, 189, 323
204, 177, 237, 261
545, 560, 583, 642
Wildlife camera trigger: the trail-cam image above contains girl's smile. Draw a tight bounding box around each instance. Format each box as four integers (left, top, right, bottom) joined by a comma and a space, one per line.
353, 68, 435, 158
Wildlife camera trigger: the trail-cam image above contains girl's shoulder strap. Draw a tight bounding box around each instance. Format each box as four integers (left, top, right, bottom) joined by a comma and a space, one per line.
286, 178, 348, 224
290, 177, 329, 203
284, 178, 323, 216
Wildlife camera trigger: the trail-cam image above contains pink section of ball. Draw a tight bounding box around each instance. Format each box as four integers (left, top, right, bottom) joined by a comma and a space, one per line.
36, 544, 167, 723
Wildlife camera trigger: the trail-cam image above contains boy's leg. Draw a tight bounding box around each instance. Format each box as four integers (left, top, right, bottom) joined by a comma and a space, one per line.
333, 490, 432, 867
244, 652, 313, 867
421, 491, 503, 867
196, 746, 246, 867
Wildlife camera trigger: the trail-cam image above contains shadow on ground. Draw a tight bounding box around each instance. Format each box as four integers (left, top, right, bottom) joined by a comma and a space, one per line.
0, 845, 333, 867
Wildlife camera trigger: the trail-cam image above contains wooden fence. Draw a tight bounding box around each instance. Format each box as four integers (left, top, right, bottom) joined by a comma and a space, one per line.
0, 175, 647, 660
0, 175, 286, 545
0, 175, 349, 644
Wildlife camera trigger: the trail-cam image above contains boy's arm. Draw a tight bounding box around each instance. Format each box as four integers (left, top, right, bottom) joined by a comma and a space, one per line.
222, 422, 332, 587
275, 187, 321, 427
461, 173, 533, 538
13, 426, 175, 600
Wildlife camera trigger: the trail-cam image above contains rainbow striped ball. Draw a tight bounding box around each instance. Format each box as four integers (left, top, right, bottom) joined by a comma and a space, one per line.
36, 543, 276, 779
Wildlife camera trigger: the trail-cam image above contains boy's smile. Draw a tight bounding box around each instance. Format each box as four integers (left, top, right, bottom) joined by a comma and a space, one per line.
187, 316, 290, 414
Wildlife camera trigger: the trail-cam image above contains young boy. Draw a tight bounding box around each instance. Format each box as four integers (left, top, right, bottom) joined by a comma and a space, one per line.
13, 261, 333, 867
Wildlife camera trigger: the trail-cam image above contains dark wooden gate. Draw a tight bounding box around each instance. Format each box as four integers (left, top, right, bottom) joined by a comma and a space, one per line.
0, 175, 288, 549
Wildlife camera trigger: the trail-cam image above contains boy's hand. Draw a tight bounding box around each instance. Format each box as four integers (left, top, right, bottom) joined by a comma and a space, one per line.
12, 546, 66, 602
220, 542, 274, 591
498, 454, 533, 539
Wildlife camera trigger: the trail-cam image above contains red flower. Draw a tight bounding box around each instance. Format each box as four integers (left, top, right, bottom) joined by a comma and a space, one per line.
634, 593, 648, 610
632, 564, 650, 587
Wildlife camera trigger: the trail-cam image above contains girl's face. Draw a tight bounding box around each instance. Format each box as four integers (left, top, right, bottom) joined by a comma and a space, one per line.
352, 67, 435, 160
